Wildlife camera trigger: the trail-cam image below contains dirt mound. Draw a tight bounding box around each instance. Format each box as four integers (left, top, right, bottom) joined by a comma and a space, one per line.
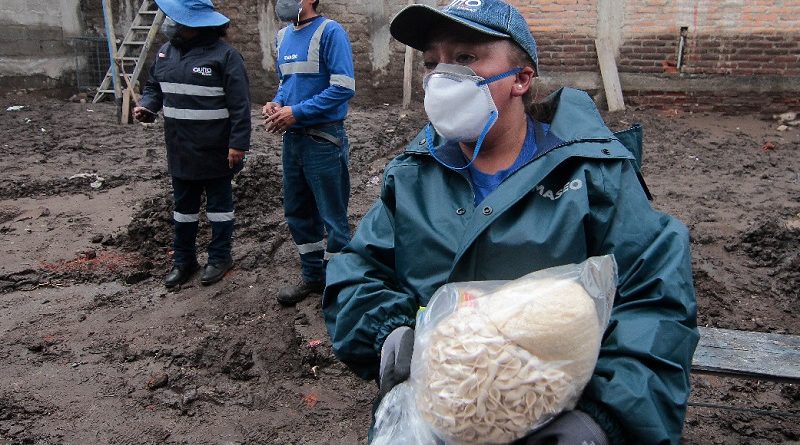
118, 194, 174, 264
739, 217, 800, 265
116, 155, 288, 273
736, 216, 800, 299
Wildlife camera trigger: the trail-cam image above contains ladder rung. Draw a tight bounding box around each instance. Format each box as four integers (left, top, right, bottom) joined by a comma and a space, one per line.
132, 26, 152, 30
103, 72, 134, 78
140, 11, 158, 14
123, 41, 147, 45
98, 89, 115, 93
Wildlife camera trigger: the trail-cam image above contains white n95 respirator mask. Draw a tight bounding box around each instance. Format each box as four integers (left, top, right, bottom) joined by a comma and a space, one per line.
422, 64, 521, 169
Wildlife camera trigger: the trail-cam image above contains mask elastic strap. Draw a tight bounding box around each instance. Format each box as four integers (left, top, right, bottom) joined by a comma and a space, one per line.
476, 67, 522, 86
426, 110, 498, 171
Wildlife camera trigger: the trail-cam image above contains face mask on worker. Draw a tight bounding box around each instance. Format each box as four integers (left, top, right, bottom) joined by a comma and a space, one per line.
275, 0, 302, 23
423, 63, 522, 169
161, 17, 181, 40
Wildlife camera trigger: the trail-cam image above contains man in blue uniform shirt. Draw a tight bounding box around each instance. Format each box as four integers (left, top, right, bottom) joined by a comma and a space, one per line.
264, 0, 356, 306
134, 0, 251, 288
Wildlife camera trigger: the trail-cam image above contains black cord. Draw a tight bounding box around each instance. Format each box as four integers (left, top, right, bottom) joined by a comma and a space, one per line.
295, 15, 323, 26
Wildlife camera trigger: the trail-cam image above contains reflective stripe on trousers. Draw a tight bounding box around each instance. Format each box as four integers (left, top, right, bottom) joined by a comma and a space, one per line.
282, 123, 351, 283
171, 176, 235, 267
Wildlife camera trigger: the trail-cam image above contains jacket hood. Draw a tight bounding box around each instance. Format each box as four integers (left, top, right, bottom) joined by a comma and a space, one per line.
544, 87, 616, 142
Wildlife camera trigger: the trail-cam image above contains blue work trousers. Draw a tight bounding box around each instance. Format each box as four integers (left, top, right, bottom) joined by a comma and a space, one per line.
282, 122, 351, 283
171, 175, 234, 268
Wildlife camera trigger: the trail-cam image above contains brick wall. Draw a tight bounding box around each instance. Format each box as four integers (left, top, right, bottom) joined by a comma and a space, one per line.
217, 0, 418, 104
220, 0, 799, 105
510, 0, 598, 73
508, 0, 800, 77
50, 0, 800, 109
627, 90, 800, 114
621, 1, 800, 77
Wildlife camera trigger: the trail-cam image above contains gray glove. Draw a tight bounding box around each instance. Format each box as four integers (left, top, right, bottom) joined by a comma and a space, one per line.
525, 411, 609, 445
378, 326, 414, 399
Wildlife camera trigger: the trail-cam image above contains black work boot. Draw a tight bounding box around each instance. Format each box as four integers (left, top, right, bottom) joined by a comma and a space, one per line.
276, 280, 324, 306
164, 263, 200, 288
201, 259, 233, 286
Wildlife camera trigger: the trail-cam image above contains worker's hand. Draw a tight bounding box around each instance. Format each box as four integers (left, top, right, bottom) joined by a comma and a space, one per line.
378, 326, 414, 400
264, 105, 296, 134
133, 106, 156, 123
261, 101, 281, 117
228, 148, 245, 169
524, 411, 608, 445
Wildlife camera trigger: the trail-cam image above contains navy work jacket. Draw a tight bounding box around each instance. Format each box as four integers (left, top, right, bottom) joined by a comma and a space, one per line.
140, 36, 251, 180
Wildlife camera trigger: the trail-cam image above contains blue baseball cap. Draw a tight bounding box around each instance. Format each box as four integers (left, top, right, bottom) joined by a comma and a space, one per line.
154, 0, 229, 28
390, 0, 538, 70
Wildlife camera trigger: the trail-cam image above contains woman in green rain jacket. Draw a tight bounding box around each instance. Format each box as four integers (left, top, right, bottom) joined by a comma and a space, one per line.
323, 2, 698, 444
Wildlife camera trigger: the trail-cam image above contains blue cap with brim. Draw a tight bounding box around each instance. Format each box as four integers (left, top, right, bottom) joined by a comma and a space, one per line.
155, 0, 229, 28
390, 1, 538, 70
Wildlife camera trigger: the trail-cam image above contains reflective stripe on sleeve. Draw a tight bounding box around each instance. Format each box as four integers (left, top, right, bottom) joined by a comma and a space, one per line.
297, 240, 325, 255
323, 251, 340, 261
162, 106, 230, 120
330, 74, 355, 91
160, 82, 225, 96
174, 211, 200, 223
207, 211, 235, 222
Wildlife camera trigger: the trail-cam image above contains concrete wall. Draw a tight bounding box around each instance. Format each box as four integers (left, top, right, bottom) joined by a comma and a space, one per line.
0, 0, 82, 91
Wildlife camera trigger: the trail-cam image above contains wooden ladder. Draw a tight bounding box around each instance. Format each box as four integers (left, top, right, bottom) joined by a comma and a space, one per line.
93, 0, 164, 103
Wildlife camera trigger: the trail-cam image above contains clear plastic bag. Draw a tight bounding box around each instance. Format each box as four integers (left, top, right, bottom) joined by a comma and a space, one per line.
372, 255, 617, 445
372, 382, 439, 445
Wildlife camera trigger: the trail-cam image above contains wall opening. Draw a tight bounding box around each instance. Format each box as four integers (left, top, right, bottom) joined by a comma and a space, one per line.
677, 26, 689, 72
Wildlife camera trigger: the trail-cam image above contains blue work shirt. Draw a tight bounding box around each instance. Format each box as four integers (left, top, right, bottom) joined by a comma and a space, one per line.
273, 16, 355, 126
467, 116, 550, 205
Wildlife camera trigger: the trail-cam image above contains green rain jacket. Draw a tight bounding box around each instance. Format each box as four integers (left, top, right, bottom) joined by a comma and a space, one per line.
323, 88, 699, 445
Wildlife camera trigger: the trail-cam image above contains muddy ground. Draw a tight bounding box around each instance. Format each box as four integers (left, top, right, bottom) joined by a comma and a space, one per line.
0, 92, 798, 445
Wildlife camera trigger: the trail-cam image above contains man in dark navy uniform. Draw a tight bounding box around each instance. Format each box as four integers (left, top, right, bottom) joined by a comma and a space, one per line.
134, 0, 251, 288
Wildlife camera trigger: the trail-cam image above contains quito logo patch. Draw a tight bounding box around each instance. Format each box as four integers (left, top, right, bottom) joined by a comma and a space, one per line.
192, 66, 213, 77
445, 0, 482, 12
